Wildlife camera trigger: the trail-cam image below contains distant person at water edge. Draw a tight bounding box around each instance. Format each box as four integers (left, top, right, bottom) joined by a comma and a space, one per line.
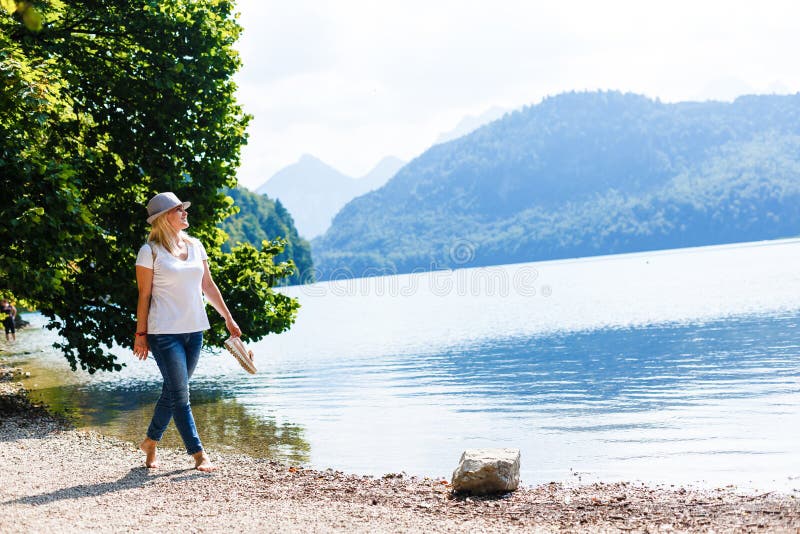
1, 299, 17, 341
133, 192, 246, 472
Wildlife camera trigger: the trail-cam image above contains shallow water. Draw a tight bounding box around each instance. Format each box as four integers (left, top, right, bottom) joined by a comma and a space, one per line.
8, 238, 800, 490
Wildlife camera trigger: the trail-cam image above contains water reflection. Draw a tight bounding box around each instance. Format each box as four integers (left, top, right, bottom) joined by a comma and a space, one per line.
328, 311, 798, 485
26, 380, 310, 464
387, 312, 800, 416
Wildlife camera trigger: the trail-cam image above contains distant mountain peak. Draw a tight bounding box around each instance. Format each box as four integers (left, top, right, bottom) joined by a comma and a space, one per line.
298, 153, 324, 165
291, 153, 343, 174
359, 155, 404, 178
254, 153, 405, 239
255, 154, 348, 192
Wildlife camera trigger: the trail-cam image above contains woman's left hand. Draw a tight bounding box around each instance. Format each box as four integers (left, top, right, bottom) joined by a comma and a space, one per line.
225, 317, 242, 338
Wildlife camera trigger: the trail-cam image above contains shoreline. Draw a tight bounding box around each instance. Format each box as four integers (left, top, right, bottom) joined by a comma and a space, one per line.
2, 360, 799, 532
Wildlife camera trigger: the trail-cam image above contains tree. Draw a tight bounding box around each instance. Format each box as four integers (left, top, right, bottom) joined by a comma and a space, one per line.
0, 0, 299, 373
219, 187, 314, 285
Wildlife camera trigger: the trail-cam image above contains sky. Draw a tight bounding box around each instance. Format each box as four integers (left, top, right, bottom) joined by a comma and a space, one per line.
232, 0, 800, 190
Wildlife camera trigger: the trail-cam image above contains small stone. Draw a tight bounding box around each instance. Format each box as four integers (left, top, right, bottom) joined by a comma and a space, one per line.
451, 448, 520, 496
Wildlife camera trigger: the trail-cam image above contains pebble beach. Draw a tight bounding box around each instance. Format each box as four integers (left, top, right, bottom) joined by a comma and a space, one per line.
2, 361, 799, 533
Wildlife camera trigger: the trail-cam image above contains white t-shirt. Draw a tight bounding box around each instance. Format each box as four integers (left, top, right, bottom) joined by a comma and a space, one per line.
135, 237, 211, 334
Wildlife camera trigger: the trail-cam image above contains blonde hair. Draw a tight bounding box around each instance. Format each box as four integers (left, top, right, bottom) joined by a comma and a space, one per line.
148, 214, 188, 255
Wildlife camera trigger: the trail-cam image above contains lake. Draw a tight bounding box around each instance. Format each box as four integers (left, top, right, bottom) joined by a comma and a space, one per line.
8, 238, 800, 490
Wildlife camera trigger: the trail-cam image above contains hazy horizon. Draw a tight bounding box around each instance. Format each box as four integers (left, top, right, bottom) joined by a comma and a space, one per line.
233, 1, 800, 190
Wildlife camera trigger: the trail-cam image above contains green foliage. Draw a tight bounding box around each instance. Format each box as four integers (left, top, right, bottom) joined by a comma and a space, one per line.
204, 241, 299, 348
219, 187, 314, 285
0, 0, 299, 373
2, 1, 43, 31
314, 92, 800, 277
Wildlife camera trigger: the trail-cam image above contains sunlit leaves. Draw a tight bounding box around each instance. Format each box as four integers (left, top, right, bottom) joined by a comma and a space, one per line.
204, 240, 300, 348
19, 3, 41, 31
1, 1, 42, 30
1, 1, 295, 373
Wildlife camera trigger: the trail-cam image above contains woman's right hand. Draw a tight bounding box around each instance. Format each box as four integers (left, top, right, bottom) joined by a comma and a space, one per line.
133, 336, 149, 360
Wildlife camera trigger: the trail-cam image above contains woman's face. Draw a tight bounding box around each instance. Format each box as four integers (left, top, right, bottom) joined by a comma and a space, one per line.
165, 204, 189, 231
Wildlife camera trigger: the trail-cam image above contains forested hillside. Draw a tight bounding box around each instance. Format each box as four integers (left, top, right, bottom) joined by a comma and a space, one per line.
313, 91, 800, 279
220, 187, 313, 284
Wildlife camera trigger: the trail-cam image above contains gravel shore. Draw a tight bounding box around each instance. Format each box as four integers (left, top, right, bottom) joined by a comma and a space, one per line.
1, 362, 799, 533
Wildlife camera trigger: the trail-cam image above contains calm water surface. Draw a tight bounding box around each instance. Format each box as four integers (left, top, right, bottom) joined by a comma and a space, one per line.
8, 239, 800, 490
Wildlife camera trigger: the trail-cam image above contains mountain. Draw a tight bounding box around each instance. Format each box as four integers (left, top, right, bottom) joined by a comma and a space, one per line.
255, 155, 353, 239
435, 106, 508, 144
358, 155, 406, 192
312, 91, 800, 280
256, 154, 404, 239
219, 187, 313, 285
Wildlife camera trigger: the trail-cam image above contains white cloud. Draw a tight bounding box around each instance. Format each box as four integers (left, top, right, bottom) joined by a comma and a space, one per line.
233, 0, 800, 189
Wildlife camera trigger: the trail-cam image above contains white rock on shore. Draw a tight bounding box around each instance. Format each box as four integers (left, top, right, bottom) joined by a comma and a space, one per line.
451, 448, 520, 496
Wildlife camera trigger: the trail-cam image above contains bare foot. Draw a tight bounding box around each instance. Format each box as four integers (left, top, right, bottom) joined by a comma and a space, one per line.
193, 451, 217, 472
139, 438, 159, 468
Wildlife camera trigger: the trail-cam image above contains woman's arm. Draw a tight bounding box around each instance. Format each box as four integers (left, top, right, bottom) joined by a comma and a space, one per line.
134, 265, 153, 360
201, 260, 242, 338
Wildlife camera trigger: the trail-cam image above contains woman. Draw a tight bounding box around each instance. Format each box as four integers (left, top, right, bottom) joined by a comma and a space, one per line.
134, 191, 241, 472
1, 299, 16, 342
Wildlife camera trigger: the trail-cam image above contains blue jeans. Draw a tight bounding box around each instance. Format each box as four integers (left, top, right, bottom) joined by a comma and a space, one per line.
147, 332, 204, 455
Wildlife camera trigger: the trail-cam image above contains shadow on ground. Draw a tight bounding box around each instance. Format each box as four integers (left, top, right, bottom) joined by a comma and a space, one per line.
1, 467, 209, 506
